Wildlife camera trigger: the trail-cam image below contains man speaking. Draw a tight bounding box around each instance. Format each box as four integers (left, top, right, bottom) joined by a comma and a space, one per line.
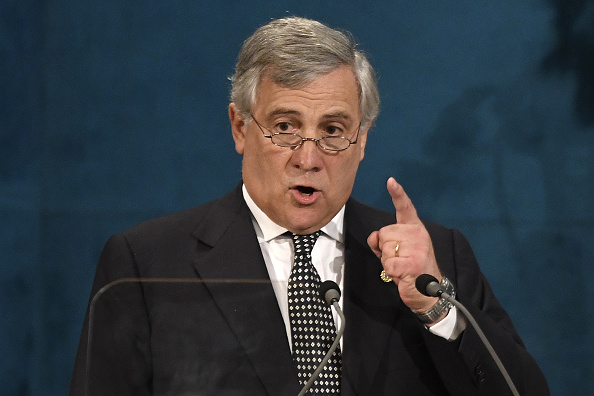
70, 17, 549, 395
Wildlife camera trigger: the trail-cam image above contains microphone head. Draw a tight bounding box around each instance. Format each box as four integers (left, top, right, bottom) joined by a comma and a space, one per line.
319, 280, 341, 305
415, 274, 441, 297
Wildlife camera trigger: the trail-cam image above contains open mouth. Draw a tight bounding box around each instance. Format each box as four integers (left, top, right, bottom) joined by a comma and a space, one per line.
296, 186, 316, 196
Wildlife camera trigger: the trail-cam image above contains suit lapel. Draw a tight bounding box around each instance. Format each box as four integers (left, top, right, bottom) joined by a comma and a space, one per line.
341, 199, 405, 393
190, 186, 300, 396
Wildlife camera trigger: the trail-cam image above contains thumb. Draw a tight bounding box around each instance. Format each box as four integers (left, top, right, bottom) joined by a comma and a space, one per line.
367, 230, 382, 258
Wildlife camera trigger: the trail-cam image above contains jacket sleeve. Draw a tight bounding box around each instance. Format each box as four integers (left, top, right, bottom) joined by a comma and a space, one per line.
422, 226, 549, 396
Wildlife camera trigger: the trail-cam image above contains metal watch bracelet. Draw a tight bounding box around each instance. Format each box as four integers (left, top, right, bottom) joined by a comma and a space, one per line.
415, 277, 455, 324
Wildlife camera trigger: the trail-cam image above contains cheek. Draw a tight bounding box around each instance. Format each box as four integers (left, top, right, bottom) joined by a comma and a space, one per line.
328, 155, 361, 193
244, 142, 286, 184
344, 148, 364, 174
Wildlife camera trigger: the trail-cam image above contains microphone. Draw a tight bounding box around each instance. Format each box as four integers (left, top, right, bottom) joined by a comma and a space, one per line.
416, 273, 446, 298
297, 281, 345, 396
415, 274, 520, 396
320, 279, 341, 305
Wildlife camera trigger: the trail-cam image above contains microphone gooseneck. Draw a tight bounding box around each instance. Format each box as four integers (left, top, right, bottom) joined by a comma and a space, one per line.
415, 274, 520, 396
297, 281, 345, 396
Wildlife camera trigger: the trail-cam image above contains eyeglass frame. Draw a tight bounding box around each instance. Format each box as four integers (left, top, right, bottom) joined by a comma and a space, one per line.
249, 114, 361, 152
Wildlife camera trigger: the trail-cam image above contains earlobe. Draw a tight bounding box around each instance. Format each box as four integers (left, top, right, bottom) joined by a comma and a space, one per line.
229, 103, 246, 155
358, 123, 371, 161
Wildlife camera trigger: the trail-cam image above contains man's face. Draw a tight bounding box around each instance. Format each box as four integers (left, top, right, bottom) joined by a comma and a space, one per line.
229, 65, 369, 234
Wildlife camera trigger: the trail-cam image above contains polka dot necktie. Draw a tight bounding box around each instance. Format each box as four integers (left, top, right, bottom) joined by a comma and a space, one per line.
288, 232, 341, 394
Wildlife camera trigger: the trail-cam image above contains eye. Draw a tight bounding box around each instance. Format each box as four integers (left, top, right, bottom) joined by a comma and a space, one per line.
324, 125, 345, 136
275, 122, 295, 133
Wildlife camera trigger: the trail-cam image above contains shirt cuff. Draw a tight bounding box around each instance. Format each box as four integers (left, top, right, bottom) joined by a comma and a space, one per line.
427, 306, 467, 341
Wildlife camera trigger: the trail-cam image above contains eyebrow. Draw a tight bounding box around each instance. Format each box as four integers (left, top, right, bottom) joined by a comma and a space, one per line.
265, 109, 301, 119
320, 112, 353, 122
265, 109, 354, 123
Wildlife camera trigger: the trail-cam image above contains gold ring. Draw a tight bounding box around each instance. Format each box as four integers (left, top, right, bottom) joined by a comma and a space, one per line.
380, 270, 392, 283
394, 242, 400, 257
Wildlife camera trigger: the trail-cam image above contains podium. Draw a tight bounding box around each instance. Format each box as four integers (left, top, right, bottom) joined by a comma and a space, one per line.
80, 277, 301, 395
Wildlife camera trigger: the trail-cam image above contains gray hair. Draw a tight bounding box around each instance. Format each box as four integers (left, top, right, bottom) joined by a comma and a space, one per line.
230, 17, 380, 129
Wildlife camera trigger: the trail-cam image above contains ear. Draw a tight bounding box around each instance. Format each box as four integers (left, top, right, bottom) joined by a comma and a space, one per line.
357, 122, 372, 162
229, 103, 247, 155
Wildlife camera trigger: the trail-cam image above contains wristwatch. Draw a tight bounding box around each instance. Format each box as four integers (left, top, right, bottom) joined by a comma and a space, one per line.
415, 277, 455, 324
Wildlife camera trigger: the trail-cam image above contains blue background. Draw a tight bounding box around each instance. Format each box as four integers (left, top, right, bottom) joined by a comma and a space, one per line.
2, 1, 593, 395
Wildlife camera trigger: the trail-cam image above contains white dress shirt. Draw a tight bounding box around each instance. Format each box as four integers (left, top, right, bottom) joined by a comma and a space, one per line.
242, 185, 461, 349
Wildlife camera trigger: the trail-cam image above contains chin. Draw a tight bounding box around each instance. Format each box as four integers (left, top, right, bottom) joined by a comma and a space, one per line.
286, 215, 326, 234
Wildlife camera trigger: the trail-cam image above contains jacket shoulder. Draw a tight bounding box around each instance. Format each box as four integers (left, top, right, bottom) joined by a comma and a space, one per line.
346, 198, 453, 238
122, 185, 244, 242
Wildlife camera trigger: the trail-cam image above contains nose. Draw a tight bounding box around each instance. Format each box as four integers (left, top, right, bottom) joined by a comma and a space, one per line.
290, 138, 323, 172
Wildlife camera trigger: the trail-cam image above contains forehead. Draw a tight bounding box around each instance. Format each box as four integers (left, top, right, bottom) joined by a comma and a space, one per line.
253, 66, 361, 121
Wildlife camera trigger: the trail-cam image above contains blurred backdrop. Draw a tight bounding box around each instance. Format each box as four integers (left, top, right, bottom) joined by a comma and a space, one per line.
2, 1, 593, 394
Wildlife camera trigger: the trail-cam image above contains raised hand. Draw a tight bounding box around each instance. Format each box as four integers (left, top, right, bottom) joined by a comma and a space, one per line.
367, 177, 443, 315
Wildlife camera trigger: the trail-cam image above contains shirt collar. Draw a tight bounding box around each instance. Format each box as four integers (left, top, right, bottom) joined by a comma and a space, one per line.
242, 184, 345, 243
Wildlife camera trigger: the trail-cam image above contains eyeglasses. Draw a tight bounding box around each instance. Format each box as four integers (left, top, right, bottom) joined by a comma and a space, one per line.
250, 114, 360, 152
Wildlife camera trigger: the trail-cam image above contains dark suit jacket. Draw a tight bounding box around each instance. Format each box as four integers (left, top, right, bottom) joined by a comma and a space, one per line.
70, 184, 548, 395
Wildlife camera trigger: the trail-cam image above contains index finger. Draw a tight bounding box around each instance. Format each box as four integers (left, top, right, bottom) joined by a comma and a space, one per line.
387, 177, 421, 225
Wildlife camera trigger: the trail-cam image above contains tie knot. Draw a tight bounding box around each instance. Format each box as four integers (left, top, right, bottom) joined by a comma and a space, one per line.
292, 231, 321, 255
